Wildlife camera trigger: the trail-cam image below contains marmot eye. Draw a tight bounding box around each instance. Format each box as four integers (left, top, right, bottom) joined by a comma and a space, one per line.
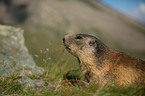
75, 36, 82, 39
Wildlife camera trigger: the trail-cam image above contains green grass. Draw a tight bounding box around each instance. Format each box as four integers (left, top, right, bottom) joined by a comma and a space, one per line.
0, 80, 23, 95
1, 24, 144, 95
1, 76, 144, 96
1, 73, 144, 96
0, 46, 145, 96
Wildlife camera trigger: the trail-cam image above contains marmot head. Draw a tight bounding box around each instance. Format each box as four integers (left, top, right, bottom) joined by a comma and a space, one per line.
63, 34, 105, 57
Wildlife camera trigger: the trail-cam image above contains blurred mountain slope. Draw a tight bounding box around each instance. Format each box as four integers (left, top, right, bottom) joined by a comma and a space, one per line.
0, 0, 145, 58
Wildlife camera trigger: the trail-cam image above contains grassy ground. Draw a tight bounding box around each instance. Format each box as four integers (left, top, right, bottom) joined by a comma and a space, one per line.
1, 79, 144, 96
1, 25, 145, 95
0, 45, 145, 96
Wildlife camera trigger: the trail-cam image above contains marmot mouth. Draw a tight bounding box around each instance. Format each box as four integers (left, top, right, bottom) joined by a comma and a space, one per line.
65, 45, 71, 51
63, 38, 71, 51
63, 43, 71, 51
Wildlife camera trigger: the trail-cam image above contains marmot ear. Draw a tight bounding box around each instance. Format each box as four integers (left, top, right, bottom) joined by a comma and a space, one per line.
89, 40, 97, 47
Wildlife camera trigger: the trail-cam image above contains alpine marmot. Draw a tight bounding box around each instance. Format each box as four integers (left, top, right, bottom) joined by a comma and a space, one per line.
63, 34, 145, 85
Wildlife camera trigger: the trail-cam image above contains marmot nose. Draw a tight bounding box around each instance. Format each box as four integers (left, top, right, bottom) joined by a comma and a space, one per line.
63, 38, 65, 43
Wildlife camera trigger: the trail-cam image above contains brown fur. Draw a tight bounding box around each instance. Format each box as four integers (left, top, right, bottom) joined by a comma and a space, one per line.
63, 34, 145, 85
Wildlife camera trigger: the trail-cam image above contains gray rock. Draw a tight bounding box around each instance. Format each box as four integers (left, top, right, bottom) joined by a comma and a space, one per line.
47, 78, 61, 88
18, 77, 45, 87
0, 25, 44, 87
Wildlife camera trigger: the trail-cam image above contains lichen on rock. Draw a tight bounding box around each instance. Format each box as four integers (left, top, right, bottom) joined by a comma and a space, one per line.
0, 25, 44, 87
